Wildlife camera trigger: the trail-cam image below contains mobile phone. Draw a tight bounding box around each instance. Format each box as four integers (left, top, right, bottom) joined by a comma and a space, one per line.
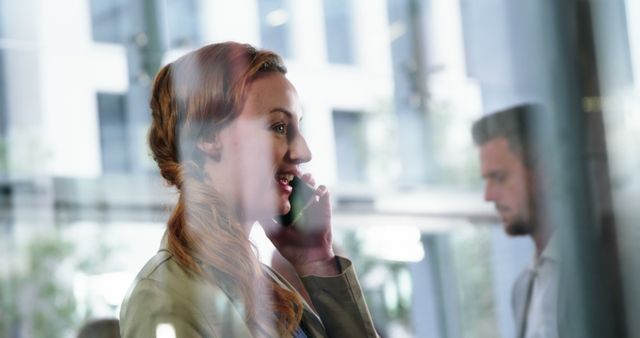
278, 176, 317, 226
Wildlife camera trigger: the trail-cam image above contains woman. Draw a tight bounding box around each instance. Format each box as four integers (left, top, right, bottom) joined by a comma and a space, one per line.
119, 42, 378, 338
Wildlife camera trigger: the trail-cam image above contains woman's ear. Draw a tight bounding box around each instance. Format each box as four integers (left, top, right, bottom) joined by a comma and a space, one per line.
197, 134, 222, 160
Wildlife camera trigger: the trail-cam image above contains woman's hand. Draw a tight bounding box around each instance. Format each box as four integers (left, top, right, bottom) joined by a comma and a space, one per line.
259, 173, 339, 276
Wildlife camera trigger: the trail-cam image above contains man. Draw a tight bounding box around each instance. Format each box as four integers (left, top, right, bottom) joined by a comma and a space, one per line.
472, 104, 559, 338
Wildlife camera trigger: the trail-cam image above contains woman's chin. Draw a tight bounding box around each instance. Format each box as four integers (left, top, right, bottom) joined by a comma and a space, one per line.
249, 199, 290, 220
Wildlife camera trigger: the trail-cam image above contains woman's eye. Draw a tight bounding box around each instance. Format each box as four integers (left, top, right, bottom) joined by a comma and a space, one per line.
272, 123, 287, 135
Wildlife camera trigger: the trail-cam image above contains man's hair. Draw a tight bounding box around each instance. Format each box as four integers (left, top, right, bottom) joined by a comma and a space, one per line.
471, 104, 543, 167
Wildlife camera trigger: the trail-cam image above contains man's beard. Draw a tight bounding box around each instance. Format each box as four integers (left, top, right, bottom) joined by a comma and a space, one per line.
505, 220, 532, 236
498, 199, 536, 236
504, 212, 533, 236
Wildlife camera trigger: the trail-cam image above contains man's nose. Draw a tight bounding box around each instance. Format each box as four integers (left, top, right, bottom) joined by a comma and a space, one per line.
484, 182, 496, 202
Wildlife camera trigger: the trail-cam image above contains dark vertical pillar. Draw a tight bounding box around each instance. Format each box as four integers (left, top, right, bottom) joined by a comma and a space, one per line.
542, 1, 627, 337
590, 1, 638, 336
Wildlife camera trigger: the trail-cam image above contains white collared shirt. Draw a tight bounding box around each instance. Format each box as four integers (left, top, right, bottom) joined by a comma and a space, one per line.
516, 237, 560, 338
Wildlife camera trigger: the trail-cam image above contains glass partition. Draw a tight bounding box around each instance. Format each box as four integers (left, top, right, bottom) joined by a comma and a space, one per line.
0, 0, 637, 337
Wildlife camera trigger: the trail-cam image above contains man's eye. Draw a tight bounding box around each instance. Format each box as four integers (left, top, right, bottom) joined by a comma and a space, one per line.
272, 123, 287, 135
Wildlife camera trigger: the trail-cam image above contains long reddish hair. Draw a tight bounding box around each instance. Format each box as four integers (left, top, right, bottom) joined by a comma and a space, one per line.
147, 42, 303, 337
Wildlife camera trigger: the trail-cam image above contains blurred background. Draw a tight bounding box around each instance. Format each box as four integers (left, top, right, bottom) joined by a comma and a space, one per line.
0, 0, 638, 337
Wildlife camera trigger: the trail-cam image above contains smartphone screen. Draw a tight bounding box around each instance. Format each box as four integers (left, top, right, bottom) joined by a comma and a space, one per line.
278, 176, 316, 226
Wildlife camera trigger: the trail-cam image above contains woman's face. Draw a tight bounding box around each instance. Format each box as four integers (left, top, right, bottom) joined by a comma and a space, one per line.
202, 72, 312, 224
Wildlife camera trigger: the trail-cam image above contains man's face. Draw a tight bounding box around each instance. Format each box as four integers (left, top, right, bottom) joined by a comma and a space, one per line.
479, 137, 535, 236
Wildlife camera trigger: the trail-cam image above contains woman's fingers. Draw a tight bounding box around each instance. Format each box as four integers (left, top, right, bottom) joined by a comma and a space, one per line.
300, 172, 316, 187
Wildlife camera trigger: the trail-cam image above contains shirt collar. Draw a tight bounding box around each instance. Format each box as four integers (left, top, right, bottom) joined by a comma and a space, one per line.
540, 234, 559, 262
159, 230, 170, 251
530, 234, 559, 270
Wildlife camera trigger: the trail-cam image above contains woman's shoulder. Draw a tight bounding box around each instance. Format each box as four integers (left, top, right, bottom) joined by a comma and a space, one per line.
133, 250, 200, 288
120, 250, 253, 337
124, 250, 235, 305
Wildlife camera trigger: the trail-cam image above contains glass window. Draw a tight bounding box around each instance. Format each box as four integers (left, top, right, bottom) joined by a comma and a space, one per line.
258, 0, 291, 58
89, 0, 127, 44
0, 3, 8, 179
97, 93, 131, 174
386, 0, 431, 185
0, 54, 7, 177
162, 0, 200, 49
333, 110, 367, 183
323, 0, 355, 64
1, 1, 638, 337
0, 49, 7, 236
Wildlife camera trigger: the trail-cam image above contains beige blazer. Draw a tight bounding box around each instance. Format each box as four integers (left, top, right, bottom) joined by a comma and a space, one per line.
119, 240, 378, 337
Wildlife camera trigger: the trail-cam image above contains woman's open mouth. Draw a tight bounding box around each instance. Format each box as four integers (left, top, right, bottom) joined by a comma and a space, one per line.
276, 173, 294, 193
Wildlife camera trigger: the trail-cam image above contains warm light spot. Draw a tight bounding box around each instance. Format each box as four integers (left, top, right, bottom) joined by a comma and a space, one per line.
266, 9, 289, 27
156, 323, 176, 338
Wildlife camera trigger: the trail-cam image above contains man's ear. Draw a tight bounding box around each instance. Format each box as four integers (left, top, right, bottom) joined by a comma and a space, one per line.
197, 134, 222, 159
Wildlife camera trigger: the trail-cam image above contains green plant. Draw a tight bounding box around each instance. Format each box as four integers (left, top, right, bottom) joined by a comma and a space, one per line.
0, 235, 85, 338
339, 230, 413, 336
451, 228, 501, 338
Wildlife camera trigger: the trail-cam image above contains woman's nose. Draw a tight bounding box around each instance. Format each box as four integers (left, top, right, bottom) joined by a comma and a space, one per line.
288, 134, 312, 164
